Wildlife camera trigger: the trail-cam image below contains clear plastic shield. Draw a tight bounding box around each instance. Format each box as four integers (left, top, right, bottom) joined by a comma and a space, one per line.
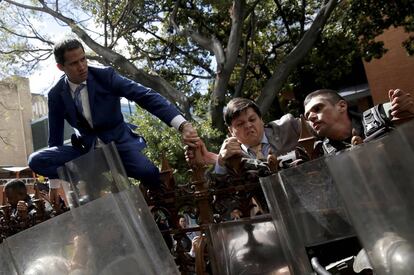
208, 214, 290, 275
260, 157, 355, 273
57, 142, 131, 207
5, 192, 179, 275
0, 142, 178, 274
326, 121, 414, 275
0, 242, 18, 275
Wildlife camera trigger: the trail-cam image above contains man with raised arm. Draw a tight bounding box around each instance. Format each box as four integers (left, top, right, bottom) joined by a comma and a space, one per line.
28, 38, 199, 206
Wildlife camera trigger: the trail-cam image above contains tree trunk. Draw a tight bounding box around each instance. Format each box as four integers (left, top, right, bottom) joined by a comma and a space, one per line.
210, 0, 245, 131
257, 0, 340, 115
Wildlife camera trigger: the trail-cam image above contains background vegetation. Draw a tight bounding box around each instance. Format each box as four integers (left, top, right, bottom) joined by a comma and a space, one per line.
1, 0, 413, 181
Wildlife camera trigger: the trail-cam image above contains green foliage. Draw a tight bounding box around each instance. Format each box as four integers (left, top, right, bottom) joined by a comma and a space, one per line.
1, 0, 413, 184
1, 0, 414, 121
344, 0, 414, 60
0, 4, 53, 78
278, 0, 414, 105
402, 36, 414, 56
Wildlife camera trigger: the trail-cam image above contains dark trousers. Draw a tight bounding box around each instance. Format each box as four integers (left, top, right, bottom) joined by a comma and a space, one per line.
28, 143, 161, 190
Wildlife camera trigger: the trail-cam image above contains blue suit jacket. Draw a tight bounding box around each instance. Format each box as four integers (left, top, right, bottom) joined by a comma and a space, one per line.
47, 66, 181, 152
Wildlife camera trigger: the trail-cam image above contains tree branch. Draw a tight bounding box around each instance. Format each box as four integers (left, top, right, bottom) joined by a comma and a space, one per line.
141, 26, 214, 76
210, 0, 246, 130
257, 0, 341, 114
169, 0, 225, 74
234, 11, 255, 97
225, 1, 244, 73
243, 0, 260, 20
0, 22, 50, 44
3, 0, 44, 12
273, 0, 294, 42
181, 73, 211, 80
0, 48, 50, 55
300, 0, 307, 37
4, 0, 191, 117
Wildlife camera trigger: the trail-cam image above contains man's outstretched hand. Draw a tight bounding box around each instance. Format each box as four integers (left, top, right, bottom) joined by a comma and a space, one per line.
180, 122, 200, 148
184, 139, 218, 166
389, 89, 414, 120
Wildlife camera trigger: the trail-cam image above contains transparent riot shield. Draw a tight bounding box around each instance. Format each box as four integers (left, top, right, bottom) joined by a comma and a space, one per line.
0, 242, 18, 275
57, 142, 131, 206
208, 214, 289, 275
260, 157, 356, 274
0, 142, 178, 274
326, 121, 414, 275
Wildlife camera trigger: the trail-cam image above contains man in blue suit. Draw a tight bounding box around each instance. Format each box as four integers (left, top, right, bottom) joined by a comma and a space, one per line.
28, 38, 199, 204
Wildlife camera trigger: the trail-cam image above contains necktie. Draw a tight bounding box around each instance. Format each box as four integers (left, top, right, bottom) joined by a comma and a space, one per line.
251, 143, 265, 160
74, 84, 86, 115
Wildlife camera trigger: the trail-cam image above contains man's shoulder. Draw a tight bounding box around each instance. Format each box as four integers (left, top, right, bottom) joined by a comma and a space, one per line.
265, 113, 301, 155
268, 113, 297, 123
87, 65, 118, 85
88, 65, 114, 76
88, 66, 116, 79
48, 74, 66, 97
266, 113, 300, 132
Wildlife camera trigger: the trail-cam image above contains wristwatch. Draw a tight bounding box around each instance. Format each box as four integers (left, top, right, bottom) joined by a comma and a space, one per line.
178, 121, 191, 133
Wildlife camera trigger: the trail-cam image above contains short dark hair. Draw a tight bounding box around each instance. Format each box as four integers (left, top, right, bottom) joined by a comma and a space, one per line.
53, 38, 84, 65
4, 179, 27, 193
304, 89, 345, 107
224, 98, 262, 126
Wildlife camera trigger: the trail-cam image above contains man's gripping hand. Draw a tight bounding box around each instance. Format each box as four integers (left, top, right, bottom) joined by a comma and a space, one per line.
185, 139, 218, 166
217, 137, 243, 167
180, 122, 200, 148
389, 89, 414, 119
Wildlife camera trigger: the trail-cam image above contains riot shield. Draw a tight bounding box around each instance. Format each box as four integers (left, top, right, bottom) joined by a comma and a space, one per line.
0, 143, 178, 274
208, 214, 289, 275
260, 157, 356, 274
57, 142, 131, 206
0, 242, 18, 275
326, 121, 414, 275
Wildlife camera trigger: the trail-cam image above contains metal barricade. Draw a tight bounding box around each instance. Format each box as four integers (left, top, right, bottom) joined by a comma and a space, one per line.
260, 157, 357, 274
0, 241, 18, 275
208, 214, 289, 275
0, 142, 178, 275
326, 121, 414, 275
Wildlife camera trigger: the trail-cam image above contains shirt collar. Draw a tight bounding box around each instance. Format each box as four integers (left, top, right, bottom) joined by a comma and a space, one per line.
67, 78, 87, 93
240, 133, 269, 152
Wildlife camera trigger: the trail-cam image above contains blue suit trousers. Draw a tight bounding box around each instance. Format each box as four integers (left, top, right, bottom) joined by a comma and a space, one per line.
28, 144, 161, 190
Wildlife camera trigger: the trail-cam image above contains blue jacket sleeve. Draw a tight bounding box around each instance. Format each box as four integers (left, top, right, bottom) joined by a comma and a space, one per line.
107, 67, 181, 126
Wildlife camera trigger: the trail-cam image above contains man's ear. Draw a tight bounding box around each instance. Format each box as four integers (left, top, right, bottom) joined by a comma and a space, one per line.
337, 100, 348, 113
56, 63, 64, 72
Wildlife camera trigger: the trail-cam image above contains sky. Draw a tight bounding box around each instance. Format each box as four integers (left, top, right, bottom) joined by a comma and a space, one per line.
20, 3, 209, 98
29, 58, 64, 95
22, 2, 95, 96
26, 12, 134, 99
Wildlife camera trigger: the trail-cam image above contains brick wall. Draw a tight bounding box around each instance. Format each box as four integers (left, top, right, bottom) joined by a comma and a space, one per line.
363, 27, 414, 105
